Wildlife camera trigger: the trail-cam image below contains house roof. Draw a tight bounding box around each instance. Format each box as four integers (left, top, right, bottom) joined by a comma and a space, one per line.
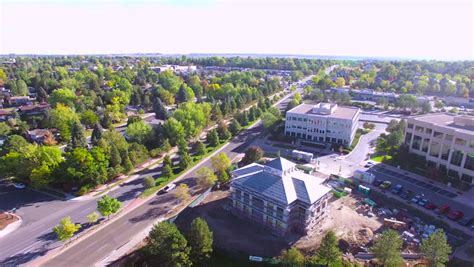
232, 157, 330, 206
19, 103, 50, 112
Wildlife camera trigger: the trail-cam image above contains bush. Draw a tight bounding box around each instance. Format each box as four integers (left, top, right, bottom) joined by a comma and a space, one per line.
78, 185, 92, 196
149, 148, 163, 158
143, 176, 156, 188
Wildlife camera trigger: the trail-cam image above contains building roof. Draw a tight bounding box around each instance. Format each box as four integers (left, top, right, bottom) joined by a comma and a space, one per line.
19, 103, 50, 112
409, 113, 474, 134
232, 157, 330, 206
287, 103, 359, 120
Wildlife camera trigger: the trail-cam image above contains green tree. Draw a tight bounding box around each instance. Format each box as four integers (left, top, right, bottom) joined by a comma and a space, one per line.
162, 117, 185, 146
187, 217, 213, 264
144, 222, 191, 267
317, 230, 341, 265
229, 119, 242, 136
261, 112, 278, 129
177, 84, 195, 103
49, 88, 77, 108
13, 79, 28, 96
217, 121, 231, 140
81, 110, 99, 127
195, 141, 207, 156
335, 77, 346, 87
70, 121, 88, 149
281, 247, 305, 267
210, 152, 231, 183
421, 101, 432, 114
241, 146, 264, 165
49, 104, 80, 141
207, 129, 220, 147
86, 212, 100, 224
154, 97, 168, 120
420, 229, 451, 267
179, 152, 193, 170
196, 166, 217, 188
53, 216, 80, 242
0, 122, 11, 136
125, 120, 152, 144
143, 176, 156, 188
91, 122, 103, 146
371, 229, 403, 267
161, 138, 171, 152
97, 195, 122, 219
174, 183, 190, 202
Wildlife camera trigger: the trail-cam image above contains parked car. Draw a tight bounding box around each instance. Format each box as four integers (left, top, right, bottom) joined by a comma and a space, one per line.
380, 181, 392, 190
435, 205, 450, 214
12, 183, 26, 189
417, 198, 428, 207
448, 211, 464, 221
162, 183, 176, 193
390, 184, 403, 194
424, 202, 437, 210
399, 190, 412, 200
458, 217, 473, 226
364, 162, 374, 168
373, 179, 383, 187
411, 195, 421, 204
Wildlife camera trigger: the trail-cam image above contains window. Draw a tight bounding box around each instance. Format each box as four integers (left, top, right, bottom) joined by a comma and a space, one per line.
425, 128, 432, 135
470, 141, 474, 148
448, 169, 459, 179
441, 145, 450, 161
464, 153, 474, 171
429, 142, 440, 158
433, 131, 443, 139
405, 132, 412, 144
412, 135, 422, 150
450, 150, 464, 166
445, 134, 453, 141
266, 203, 274, 214
407, 123, 414, 129
461, 174, 473, 183
422, 138, 430, 153
415, 126, 424, 133
455, 138, 466, 146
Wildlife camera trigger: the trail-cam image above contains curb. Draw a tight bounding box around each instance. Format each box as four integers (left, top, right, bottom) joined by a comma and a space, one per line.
0, 213, 22, 238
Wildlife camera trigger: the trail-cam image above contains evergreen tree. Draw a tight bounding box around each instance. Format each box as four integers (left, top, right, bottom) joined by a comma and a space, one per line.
91, 122, 103, 146
318, 230, 341, 265
144, 222, 191, 267
101, 112, 113, 129
37, 87, 48, 103
195, 141, 207, 156
229, 119, 242, 136
238, 111, 249, 126
70, 121, 88, 148
161, 138, 171, 152
217, 121, 231, 140
187, 217, 213, 265
280, 247, 304, 267
154, 97, 168, 120
110, 145, 122, 167
420, 229, 451, 267
177, 136, 188, 156
372, 229, 404, 267
210, 104, 223, 122
207, 129, 220, 147
180, 152, 192, 170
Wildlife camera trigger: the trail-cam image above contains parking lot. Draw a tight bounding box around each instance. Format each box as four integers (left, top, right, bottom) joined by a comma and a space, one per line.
365, 165, 474, 227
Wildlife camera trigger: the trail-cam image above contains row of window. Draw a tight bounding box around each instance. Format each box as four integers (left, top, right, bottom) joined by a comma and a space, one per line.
285, 131, 349, 144
287, 116, 351, 128
407, 123, 474, 147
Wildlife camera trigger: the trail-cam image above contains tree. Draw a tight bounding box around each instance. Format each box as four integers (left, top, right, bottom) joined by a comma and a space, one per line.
177, 84, 195, 103
70, 121, 88, 148
143, 176, 156, 188
154, 97, 168, 120
81, 110, 99, 127
318, 230, 341, 265
0, 122, 11, 137
125, 120, 152, 144
162, 117, 185, 146
161, 138, 171, 152
228, 119, 242, 136
42, 130, 58, 146
187, 217, 213, 264
217, 121, 231, 140
53, 216, 80, 242
211, 152, 231, 183
261, 112, 278, 129
195, 141, 207, 156
49, 88, 77, 108
207, 129, 220, 147
91, 123, 103, 146
420, 229, 451, 267
241, 146, 264, 165
421, 101, 432, 114
144, 222, 191, 267
280, 247, 304, 267
335, 77, 346, 87
179, 152, 192, 170
49, 104, 80, 141
97, 195, 122, 219
174, 183, 190, 202
86, 212, 100, 224
13, 79, 28, 96
371, 229, 403, 267
196, 167, 217, 188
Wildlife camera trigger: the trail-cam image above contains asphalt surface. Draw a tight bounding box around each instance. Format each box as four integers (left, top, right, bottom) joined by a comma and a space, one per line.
41, 82, 302, 266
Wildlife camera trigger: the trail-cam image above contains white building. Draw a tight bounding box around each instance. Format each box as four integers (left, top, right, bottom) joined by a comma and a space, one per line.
405, 113, 474, 184
285, 103, 360, 146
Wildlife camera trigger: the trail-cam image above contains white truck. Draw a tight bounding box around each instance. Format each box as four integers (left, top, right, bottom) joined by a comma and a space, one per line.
353, 170, 375, 184
292, 149, 313, 163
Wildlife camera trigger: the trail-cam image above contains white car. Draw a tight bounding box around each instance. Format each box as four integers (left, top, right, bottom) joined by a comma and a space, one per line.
13, 183, 26, 189
163, 183, 176, 192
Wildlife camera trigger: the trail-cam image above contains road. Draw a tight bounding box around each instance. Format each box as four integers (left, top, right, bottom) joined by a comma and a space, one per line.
41, 79, 303, 267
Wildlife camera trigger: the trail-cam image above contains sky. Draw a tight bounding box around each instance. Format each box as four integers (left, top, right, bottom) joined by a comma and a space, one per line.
0, 0, 473, 60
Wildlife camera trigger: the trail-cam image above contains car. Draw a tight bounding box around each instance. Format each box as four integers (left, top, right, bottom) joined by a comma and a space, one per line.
12, 183, 26, 189
458, 217, 473, 226
447, 211, 464, 221
435, 205, 450, 214
379, 181, 392, 190
411, 195, 421, 204
399, 190, 412, 200
390, 184, 403, 194
364, 162, 374, 168
424, 202, 437, 210
373, 179, 383, 187
417, 198, 428, 206
162, 183, 176, 193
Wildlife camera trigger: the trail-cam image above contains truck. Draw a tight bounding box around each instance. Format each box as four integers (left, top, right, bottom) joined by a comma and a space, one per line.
353, 170, 375, 184
292, 150, 314, 163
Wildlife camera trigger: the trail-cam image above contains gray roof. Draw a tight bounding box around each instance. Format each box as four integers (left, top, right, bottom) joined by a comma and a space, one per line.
231, 158, 330, 205
410, 113, 474, 134
287, 103, 359, 120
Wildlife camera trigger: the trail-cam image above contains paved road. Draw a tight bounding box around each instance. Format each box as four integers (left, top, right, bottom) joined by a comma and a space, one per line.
41, 80, 303, 267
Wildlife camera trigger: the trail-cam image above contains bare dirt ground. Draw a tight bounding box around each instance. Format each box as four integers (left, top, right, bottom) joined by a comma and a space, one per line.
0, 212, 18, 230
175, 190, 384, 258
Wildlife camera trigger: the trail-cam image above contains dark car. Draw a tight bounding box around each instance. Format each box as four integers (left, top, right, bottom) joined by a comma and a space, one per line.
391, 184, 403, 194
448, 211, 464, 221
373, 179, 383, 187
399, 190, 412, 200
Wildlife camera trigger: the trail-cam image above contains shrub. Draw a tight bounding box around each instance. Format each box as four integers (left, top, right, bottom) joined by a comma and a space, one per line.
143, 176, 156, 188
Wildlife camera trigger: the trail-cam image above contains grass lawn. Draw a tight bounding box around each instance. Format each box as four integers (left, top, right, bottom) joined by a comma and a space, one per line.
349, 128, 368, 150
371, 154, 392, 163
